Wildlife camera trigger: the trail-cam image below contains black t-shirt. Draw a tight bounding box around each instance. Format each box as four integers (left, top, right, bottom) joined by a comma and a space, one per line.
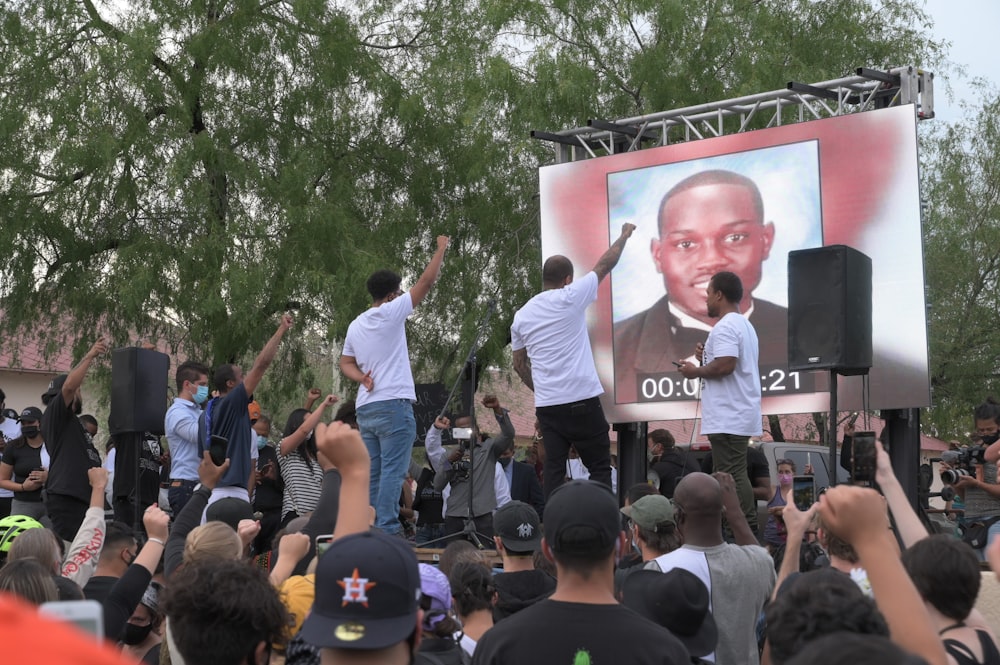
653, 449, 701, 499
472, 599, 690, 665
113, 433, 162, 506
413, 467, 444, 525
0, 438, 46, 502
42, 393, 101, 502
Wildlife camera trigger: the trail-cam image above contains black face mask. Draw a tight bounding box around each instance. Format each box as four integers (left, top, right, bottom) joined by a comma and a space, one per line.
983, 433, 1000, 446
22, 426, 40, 439
121, 621, 153, 645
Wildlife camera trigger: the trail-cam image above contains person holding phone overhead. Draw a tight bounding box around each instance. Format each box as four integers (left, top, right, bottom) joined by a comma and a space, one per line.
199, 315, 294, 511
763, 458, 797, 552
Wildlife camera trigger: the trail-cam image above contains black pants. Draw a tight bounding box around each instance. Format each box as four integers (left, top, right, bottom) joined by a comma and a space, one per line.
537, 396, 612, 499
46, 493, 89, 543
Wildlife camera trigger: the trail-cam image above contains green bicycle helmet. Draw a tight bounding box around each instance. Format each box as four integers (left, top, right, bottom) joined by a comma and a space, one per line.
0, 515, 44, 553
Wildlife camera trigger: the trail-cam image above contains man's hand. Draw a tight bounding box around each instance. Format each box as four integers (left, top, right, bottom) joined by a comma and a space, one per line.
143, 505, 170, 542
321, 394, 339, 409
434, 415, 451, 430
954, 475, 980, 492
279, 313, 294, 331
277, 532, 312, 564
481, 395, 501, 412
307, 387, 322, 402
678, 360, 699, 379
87, 467, 109, 490
619, 222, 636, 239
237, 519, 261, 549
713, 472, 741, 510
817, 485, 890, 545
845, 421, 856, 438
361, 370, 374, 392
198, 450, 230, 490
436, 235, 450, 251
88, 338, 110, 360
695, 342, 705, 365
315, 421, 370, 477
873, 440, 896, 487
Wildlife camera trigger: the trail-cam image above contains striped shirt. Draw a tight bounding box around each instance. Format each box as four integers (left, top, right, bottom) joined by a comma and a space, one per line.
278, 452, 324, 520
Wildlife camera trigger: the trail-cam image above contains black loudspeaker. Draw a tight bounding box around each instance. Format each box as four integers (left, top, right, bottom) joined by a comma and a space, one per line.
788, 245, 873, 375
109, 347, 169, 435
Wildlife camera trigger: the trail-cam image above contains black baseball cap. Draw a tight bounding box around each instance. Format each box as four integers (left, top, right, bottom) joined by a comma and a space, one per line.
204, 498, 254, 531
493, 501, 542, 551
300, 530, 421, 650
19, 407, 43, 424
544, 480, 621, 556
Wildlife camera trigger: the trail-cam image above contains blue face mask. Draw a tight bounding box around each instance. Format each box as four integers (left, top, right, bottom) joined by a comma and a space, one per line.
193, 385, 210, 405
257, 435, 268, 450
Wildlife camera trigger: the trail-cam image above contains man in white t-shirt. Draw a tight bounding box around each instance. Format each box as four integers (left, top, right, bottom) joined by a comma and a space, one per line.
340, 235, 450, 536
511, 223, 635, 499
678, 271, 763, 532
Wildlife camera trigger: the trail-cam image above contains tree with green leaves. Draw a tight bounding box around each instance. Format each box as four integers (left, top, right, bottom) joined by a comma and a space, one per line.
0, 0, 941, 409
921, 93, 1000, 440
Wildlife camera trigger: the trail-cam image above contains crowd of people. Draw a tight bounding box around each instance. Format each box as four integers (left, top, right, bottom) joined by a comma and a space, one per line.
0, 235, 999, 665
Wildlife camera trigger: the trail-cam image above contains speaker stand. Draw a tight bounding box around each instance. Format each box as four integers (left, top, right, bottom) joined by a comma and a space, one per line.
828, 370, 838, 487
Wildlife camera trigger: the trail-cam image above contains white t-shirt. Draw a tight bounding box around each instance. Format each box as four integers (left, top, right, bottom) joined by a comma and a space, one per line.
510, 271, 604, 407
342, 293, 416, 409
700, 312, 762, 436
0, 418, 21, 499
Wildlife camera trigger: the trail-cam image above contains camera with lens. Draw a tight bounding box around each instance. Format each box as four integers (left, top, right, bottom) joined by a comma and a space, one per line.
938, 446, 987, 485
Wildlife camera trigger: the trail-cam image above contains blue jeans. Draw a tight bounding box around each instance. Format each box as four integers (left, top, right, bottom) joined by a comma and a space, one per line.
357, 399, 416, 535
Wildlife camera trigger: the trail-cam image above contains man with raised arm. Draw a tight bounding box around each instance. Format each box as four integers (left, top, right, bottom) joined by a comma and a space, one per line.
511, 223, 635, 498
41, 338, 108, 543
340, 235, 450, 536
200, 314, 294, 506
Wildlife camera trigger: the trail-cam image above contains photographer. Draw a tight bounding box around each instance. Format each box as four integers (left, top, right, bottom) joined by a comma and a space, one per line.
945, 398, 1000, 557
434, 395, 515, 543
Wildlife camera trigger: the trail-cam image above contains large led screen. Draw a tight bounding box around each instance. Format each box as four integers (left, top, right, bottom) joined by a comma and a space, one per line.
538, 104, 929, 423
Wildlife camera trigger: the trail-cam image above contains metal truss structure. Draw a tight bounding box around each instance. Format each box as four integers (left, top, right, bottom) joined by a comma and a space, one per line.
532, 66, 934, 163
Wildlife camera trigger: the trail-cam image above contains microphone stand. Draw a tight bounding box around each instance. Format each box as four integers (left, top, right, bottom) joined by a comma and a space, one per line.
422, 300, 497, 549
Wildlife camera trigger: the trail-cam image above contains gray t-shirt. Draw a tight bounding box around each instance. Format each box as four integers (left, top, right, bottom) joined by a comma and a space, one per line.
650, 542, 775, 665
963, 462, 1000, 520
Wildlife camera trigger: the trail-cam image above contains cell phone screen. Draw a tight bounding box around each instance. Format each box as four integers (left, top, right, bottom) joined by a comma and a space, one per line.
316, 534, 334, 557
852, 431, 877, 482
792, 476, 815, 511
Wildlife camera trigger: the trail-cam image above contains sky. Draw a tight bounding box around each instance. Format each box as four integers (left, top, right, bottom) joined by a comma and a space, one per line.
922, 0, 999, 124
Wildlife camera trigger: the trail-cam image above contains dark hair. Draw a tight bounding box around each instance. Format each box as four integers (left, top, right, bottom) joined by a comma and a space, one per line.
448, 561, 495, 617
533, 549, 557, 577
334, 400, 357, 427
784, 632, 929, 665
710, 271, 743, 305
0, 388, 5, 402
766, 568, 887, 665
636, 524, 680, 554
78, 414, 98, 429
161, 559, 289, 665
542, 255, 573, 287
366, 269, 402, 301
974, 397, 1000, 425
282, 408, 315, 471
658, 170, 764, 234
776, 458, 797, 473
100, 521, 137, 562
213, 364, 239, 393
0, 558, 59, 605
901, 535, 980, 621
176, 361, 211, 392
627, 482, 659, 506
648, 429, 675, 449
